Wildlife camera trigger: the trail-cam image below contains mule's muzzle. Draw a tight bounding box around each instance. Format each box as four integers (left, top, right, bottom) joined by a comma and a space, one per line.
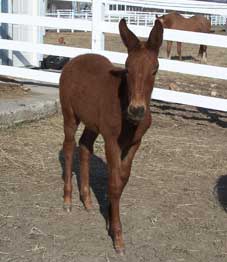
127, 105, 145, 121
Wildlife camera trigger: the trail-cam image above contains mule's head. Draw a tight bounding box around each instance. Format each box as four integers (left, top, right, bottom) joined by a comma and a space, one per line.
114, 18, 163, 122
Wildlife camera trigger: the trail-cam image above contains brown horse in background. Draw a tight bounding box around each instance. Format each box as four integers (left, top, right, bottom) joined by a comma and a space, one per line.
156, 12, 211, 63
59, 19, 163, 254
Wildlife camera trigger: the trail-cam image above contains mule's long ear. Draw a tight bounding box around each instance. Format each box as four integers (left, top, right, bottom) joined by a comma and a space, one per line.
119, 18, 140, 52
146, 19, 163, 51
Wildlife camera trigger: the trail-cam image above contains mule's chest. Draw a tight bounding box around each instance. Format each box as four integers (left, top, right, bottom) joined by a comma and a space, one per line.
118, 115, 151, 148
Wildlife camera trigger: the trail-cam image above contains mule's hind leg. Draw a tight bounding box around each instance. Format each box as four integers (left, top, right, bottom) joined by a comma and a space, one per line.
62, 110, 80, 212
79, 128, 98, 210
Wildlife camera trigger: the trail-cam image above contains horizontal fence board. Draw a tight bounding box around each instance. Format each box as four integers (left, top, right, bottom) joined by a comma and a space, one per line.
108, 0, 227, 16
102, 22, 227, 48
0, 39, 227, 80
1, 14, 226, 48
0, 13, 92, 31
0, 39, 91, 58
158, 59, 227, 80
0, 65, 60, 84
152, 88, 227, 112
164, 29, 227, 48
0, 64, 226, 112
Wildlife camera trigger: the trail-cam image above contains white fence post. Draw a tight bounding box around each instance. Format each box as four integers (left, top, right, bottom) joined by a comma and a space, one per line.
71, 10, 74, 33
57, 10, 60, 33
92, 0, 105, 52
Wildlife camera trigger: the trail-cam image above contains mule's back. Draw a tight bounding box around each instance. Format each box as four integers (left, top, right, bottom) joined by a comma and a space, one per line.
60, 54, 115, 93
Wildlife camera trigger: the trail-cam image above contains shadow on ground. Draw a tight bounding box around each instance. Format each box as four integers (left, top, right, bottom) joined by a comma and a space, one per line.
152, 101, 227, 128
214, 175, 227, 212
170, 55, 197, 61
59, 147, 108, 220
197, 108, 227, 128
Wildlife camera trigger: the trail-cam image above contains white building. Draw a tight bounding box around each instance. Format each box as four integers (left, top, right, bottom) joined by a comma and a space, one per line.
0, 0, 46, 67
47, 0, 91, 12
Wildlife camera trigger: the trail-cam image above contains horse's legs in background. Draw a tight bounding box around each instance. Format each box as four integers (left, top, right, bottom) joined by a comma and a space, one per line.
202, 45, 208, 63
177, 42, 182, 60
198, 45, 202, 60
167, 41, 173, 59
198, 45, 207, 63
105, 139, 125, 254
79, 128, 98, 210
63, 112, 79, 212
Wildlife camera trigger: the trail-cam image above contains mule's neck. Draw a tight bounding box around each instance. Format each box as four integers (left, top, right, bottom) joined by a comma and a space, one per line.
118, 75, 129, 118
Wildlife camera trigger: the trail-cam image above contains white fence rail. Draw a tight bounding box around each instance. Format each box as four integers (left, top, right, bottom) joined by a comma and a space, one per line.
0, 0, 227, 112
109, 0, 227, 16
46, 9, 227, 28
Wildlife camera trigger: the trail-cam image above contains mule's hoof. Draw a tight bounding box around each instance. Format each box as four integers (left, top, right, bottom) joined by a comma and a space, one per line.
115, 247, 126, 256
80, 196, 93, 211
114, 240, 125, 256
63, 203, 72, 213
84, 201, 93, 211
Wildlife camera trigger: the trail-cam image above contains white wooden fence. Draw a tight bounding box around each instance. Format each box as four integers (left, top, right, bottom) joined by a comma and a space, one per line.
47, 9, 227, 28
0, 0, 227, 112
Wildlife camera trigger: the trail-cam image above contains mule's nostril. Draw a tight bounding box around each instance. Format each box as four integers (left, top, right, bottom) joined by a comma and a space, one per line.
128, 105, 145, 119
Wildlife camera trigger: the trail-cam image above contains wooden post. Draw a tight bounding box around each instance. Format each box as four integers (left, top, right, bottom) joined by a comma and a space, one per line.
225, 18, 227, 33
57, 10, 60, 33
92, 0, 105, 52
0, 0, 12, 65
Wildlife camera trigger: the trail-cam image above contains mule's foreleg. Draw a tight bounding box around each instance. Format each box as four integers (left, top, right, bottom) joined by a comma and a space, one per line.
63, 118, 78, 212
105, 140, 125, 254
121, 141, 141, 190
79, 128, 98, 210
167, 41, 172, 59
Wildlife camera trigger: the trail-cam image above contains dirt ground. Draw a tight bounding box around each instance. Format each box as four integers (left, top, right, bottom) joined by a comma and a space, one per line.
0, 27, 227, 262
0, 102, 227, 262
0, 81, 31, 100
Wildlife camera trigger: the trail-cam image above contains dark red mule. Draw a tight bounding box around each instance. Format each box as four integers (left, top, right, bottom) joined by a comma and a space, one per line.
59, 18, 163, 254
